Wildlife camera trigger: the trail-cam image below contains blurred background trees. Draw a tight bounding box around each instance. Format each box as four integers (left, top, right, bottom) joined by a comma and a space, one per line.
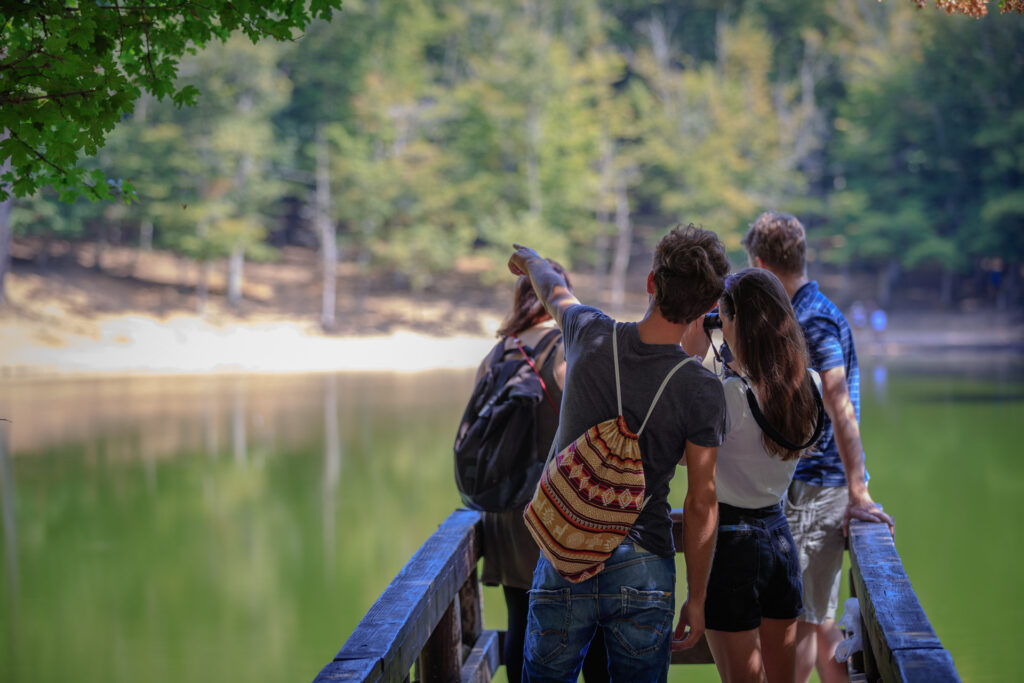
3, 0, 1022, 318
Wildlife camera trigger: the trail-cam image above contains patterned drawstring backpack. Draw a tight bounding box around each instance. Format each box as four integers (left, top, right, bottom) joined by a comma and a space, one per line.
523, 322, 695, 583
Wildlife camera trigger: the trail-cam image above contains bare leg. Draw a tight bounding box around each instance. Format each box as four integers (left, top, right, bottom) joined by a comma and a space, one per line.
759, 618, 797, 683
706, 629, 767, 683
814, 620, 848, 683
794, 621, 817, 683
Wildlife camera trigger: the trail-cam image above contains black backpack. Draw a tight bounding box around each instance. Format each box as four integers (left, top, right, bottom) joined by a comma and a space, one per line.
454, 329, 562, 512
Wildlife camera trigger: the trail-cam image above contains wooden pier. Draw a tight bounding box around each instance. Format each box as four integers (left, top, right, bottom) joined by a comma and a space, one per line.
313, 509, 959, 683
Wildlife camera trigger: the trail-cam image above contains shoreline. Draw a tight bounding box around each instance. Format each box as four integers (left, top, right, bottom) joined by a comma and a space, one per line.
1, 309, 1020, 381
0, 315, 501, 379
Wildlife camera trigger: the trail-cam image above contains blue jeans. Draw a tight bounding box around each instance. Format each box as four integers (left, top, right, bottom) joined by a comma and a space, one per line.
522, 543, 675, 683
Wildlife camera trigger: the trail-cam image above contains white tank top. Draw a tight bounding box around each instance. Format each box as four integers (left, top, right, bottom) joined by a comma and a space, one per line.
715, 371, 819, 509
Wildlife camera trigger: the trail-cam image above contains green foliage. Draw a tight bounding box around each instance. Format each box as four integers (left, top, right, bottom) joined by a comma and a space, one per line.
827, 8, 1024, 274
0, 0, 342, 202
7, 0, 1023, 303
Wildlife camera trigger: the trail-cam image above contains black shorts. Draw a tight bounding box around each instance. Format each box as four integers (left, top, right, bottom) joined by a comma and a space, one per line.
705, 501, 803, 632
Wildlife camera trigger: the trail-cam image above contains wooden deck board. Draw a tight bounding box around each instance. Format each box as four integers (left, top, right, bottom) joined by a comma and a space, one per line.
460, 630, 500, 683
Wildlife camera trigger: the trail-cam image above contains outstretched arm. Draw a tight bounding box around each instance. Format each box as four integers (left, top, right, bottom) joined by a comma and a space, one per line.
819, 366, 894, 536
672, 441, 717, 651
508, 244, 581, 328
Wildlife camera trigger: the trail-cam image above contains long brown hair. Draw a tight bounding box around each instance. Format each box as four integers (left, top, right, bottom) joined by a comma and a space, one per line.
720, 268, 817, 460
496, 259, 574, 338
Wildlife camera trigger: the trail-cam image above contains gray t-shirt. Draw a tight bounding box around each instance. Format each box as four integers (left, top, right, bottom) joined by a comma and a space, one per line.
554, 305, 726, 557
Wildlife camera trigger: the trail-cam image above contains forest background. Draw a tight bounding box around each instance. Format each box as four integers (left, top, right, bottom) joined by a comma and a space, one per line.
0, 0, 1021, 373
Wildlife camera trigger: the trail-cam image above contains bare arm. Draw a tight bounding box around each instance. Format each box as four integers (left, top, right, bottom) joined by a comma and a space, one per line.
671, 441, 717, 650
508, 244, 580, 328
819, 365, 894, 535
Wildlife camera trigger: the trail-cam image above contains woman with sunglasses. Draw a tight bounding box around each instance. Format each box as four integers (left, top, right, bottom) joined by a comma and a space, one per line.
703, 268, 823, 683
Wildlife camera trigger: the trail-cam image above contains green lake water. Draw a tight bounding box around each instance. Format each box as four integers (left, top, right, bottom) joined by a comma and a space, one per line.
0, 360, 1021, 683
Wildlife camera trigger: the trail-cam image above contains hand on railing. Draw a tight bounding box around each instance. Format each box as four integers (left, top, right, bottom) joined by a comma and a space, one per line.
670, 598, 704, 651
843, 490, 894, 538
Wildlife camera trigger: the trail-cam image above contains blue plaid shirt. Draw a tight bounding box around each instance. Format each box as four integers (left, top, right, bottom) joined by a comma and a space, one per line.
791, 281, 867, 487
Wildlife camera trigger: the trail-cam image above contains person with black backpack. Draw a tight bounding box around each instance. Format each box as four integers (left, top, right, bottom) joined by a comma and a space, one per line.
457, 259, 612, 683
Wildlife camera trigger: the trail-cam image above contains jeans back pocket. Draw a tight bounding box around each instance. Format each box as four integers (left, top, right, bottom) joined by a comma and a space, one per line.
525, 588, 572, 665
610, 586, 673, 657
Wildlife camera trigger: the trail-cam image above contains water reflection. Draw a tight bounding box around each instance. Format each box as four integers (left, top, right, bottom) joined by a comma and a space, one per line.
1, 420, 17, 602
233, 381, 247, 465
323, 374, 341, 574
0, 366, 1019, 683
0, 371, 475, 683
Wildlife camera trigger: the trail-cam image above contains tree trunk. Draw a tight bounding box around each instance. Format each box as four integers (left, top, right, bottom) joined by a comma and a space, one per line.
609, 176, 632, 314
0, 129, 12, 306
526, 102, 543, 217
197, 259, 210, 317
996, 262, 1017, 312
0, 196, 11, 307
140, 220, 153, 251
593, 133, 614, 308
876, 257, 899, 309
227, 245, 244, 309
316, 124, 337, 329
940, 266, 955, 310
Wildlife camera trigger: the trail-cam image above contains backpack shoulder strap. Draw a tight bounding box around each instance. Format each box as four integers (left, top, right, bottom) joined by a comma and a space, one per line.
637, 355, 696, 437
533, 327, 562, 369
612, 322, 623, 417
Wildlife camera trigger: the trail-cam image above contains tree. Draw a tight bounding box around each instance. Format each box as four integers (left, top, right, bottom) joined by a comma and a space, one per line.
0, 0, 342, 203
904, 0, 1024, 17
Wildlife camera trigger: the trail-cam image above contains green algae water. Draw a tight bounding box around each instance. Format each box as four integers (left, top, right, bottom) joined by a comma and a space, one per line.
0, 361, 1020, 683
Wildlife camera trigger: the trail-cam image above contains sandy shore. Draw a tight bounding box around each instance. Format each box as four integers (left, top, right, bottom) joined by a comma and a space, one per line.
0, 313, 503, 377
0, 248, 1019, 379
3, 307, 1020, 380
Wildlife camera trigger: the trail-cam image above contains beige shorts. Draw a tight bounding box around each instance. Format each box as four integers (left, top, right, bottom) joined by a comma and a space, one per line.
784, 481, 847, 624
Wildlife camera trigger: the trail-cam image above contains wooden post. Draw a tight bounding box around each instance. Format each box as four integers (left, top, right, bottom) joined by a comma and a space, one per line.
847, 568, 867, 681
420, 596, 462, 683
459, 567, 482, 651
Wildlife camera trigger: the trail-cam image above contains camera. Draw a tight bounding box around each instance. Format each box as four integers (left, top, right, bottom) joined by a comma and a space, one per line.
703, 311, 722, 331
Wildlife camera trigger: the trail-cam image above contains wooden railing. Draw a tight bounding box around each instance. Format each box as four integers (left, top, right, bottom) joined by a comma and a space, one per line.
313, 509, 960, 683
846, 520, 960, 682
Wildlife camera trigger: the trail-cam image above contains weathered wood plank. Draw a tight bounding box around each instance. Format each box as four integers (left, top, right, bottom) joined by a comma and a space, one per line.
460, 630, 500, 683
314, 658, 382, 683
893, 648, 959, 683
420, 598, 462, 683
669, 635, 714, 666
670, 509, 684, 553
328, 509, 482, 683
849, 521, 942, 651
848, 520, 960, 683
458, 568, 482, 648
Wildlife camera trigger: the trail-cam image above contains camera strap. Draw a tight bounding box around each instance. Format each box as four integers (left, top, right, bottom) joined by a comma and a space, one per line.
743, 374, 825, 452
704, 310, 826, 452
707, 327, 825, 451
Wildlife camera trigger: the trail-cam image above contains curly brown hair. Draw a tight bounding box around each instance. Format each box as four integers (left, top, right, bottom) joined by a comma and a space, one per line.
741, 212, 806, 276
651, 224, 730, 324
